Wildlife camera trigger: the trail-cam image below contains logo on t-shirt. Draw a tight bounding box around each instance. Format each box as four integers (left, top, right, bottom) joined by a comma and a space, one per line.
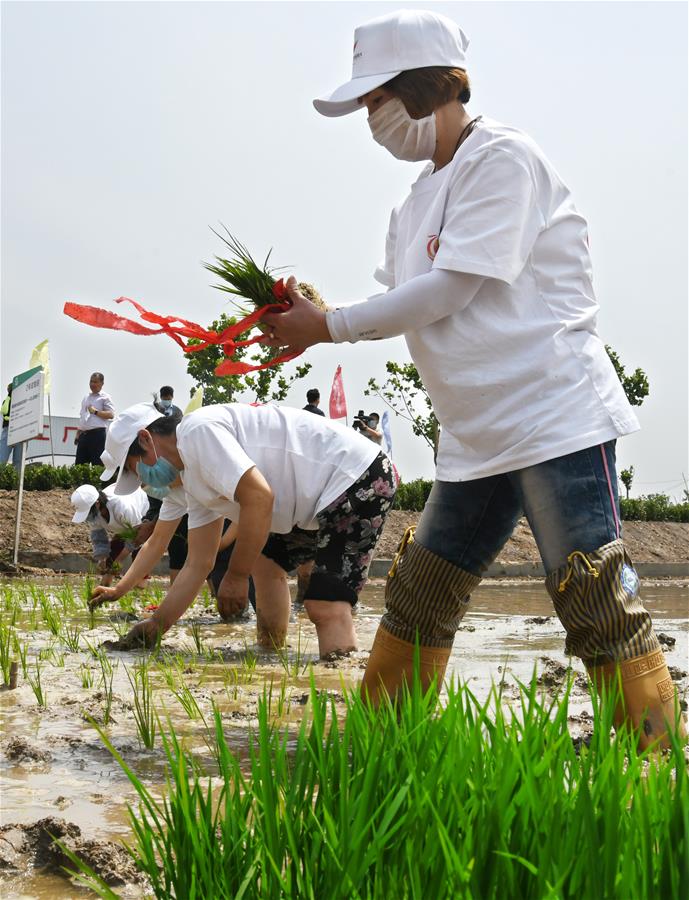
426, 234, 440, 261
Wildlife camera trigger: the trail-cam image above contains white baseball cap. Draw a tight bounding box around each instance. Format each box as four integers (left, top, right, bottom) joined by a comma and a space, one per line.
100, 402, 162, 495
70, 484, 100, 524
313, 9, 469, 118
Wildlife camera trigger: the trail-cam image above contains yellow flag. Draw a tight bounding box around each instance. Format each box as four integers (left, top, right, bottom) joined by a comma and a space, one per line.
29, 339, 51, 394
184, 387, 203, 415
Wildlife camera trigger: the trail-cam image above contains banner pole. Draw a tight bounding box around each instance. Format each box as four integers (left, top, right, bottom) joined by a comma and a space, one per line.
12, 442, 27, 566
47, 393, 56, 466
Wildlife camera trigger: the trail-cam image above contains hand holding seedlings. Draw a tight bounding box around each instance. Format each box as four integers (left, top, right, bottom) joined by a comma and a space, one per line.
262, 277, 333, 350
89, 585, 120, 609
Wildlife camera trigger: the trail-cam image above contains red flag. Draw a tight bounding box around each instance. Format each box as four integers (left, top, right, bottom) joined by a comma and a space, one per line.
329, 365, 347, 420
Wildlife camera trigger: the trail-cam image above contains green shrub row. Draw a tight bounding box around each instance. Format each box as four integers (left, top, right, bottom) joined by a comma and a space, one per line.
0, 463, 108, 491
2, 464, 688, 521
394, 477, 689, 521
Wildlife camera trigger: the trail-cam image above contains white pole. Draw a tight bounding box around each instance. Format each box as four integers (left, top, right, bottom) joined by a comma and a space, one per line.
47, 393, 56, 467
12, 442, 27, 566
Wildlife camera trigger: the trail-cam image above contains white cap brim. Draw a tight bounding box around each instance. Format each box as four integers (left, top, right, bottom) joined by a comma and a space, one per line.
113, 467, 142, 496
313, 70, 402, 117
71, 508, 91, 524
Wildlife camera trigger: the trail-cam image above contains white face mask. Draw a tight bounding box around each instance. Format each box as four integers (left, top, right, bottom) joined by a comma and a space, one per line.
367, 97, 437, 162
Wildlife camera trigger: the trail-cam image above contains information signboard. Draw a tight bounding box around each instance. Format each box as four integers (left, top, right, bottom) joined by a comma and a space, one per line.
25, 416, 80, 460
8, 366, 45, 446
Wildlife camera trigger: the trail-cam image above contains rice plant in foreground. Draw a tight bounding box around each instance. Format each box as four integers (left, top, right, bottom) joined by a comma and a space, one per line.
68, 675, 688, 900
126, 663, 157, 749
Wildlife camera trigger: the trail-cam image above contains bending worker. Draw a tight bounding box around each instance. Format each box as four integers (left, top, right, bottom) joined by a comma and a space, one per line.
96, 401, 395, 658
261, 9, 685, 747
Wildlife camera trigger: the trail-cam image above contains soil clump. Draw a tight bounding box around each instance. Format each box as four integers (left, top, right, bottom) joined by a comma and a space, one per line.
0, 816, 142, 886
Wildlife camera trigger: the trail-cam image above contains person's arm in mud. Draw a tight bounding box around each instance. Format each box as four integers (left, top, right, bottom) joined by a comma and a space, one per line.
90, 517, 182, 608
215, 468, 273, 618
118, 518, 224, 647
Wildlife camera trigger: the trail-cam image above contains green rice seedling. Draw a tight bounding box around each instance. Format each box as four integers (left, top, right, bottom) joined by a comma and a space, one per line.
190, 622, 205, 655
12, 634, 28, 678
81, 572, 96, 605
69, 670, 689, 900
274, 626, 311, 678
39, 594, 62, 637
0, 617, 14, 685
62, 622, 82, 653
126, 663, 157, 749
27, 661, 47, 708
169, 678, 205, 722
97, 650, 115, 726
56, 583, 77, 614
80, 665, 95, 689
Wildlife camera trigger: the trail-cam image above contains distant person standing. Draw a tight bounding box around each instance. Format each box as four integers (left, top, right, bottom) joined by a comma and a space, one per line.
75, 372, 114, 465
0, 383, 21, 469
303, 388, 325, 417
158, 385, 183, 418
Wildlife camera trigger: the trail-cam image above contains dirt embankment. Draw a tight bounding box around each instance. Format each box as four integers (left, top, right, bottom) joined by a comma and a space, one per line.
1, 490, 688, 564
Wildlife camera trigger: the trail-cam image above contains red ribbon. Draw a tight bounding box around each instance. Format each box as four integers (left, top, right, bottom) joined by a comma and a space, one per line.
63, 279, 299, 376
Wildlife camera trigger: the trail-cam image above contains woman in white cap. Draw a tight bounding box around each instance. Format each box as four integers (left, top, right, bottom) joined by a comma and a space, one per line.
70, 482, 149, 584
261, 9, 684, 747
100, 402, 396, 658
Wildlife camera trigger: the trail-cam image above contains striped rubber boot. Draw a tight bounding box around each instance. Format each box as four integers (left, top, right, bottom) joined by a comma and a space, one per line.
545, 539, 686, 749
361, 529, 481, 707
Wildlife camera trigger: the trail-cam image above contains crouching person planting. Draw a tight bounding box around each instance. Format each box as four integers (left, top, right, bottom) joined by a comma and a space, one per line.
101, 402, 395, 657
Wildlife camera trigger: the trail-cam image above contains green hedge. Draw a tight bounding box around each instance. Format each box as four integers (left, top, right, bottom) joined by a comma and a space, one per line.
0, 463, 109, 491
394, 477, 688, 521
620, 493, 689, 522
2, 464, 688, 522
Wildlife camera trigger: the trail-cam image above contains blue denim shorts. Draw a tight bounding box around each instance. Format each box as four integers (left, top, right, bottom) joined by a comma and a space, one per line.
414, 442, 622, 576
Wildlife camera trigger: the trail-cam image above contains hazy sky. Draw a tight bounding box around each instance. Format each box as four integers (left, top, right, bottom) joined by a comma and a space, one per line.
2, 1, 687, 497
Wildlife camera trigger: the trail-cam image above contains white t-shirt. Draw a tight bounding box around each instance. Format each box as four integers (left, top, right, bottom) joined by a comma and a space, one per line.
176, 404, 381, 531
102, 484, 149, 533
330, 117, 639, 482
159, 485, 188, 522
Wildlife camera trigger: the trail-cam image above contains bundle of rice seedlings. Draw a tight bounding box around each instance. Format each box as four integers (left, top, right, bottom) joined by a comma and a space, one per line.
204, 227, 328, 315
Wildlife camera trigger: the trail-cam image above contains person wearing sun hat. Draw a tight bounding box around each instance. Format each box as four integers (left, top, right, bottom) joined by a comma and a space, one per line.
70, 480, 149, 583
261, 8, 685, 749
99, 401, 395, 658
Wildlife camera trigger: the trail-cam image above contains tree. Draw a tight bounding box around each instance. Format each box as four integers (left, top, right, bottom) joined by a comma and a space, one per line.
185, 312, 311, 405
365, 361, 439, 460
620, 466, 634, 499
605, 346, 650, 407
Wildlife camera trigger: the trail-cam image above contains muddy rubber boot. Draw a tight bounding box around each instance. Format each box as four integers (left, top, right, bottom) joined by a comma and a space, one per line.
361, 529, 481, 707
546, 539, 686, 750
361, 626, 452, 707
588, 649, 687, 751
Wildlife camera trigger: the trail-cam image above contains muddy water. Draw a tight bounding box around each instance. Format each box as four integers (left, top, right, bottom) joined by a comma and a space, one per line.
0, 577, 686, 898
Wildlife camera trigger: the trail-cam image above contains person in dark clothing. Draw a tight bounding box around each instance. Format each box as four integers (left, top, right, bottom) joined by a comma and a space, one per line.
302, 388, 325, 416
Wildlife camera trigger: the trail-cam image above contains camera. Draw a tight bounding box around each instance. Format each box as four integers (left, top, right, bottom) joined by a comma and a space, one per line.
352, 410, 369, 432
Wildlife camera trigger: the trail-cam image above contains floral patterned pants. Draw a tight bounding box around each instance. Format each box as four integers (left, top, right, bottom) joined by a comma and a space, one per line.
261, 452, 397, 605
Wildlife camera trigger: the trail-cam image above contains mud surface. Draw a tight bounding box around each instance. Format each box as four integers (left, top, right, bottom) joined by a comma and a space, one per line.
2, 490, 688, 564
0, 574, 687, 898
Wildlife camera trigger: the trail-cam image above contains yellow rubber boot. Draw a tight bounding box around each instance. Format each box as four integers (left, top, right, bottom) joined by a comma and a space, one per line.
360, 626, 451, 707
361, 528, 480, 707
588, 648, 687, 751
